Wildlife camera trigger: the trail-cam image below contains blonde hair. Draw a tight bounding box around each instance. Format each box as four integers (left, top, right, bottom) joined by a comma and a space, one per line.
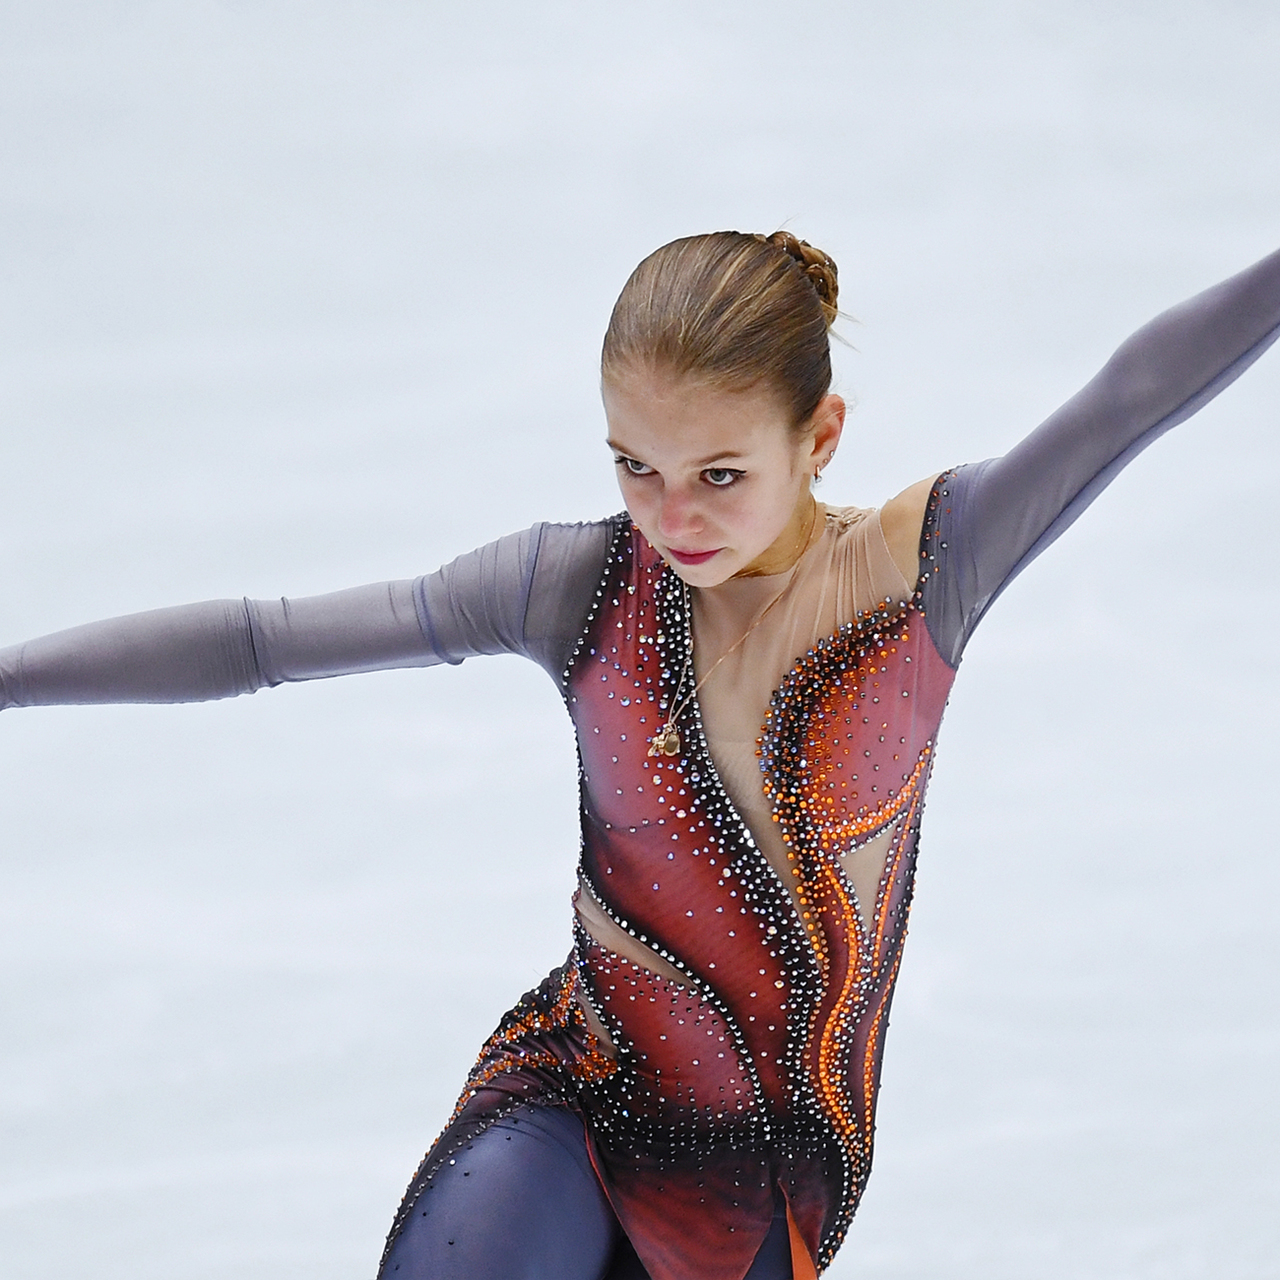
601, 230, 839, 429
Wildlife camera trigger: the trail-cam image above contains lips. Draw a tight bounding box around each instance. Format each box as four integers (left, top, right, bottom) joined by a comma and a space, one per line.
667, 547, 723, 566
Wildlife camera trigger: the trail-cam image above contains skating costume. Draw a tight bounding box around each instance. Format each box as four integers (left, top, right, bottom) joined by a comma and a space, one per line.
4, 248, 1280, 1279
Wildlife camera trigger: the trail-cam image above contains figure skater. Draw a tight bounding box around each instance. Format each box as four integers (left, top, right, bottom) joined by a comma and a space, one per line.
4, 231, 1279, 1279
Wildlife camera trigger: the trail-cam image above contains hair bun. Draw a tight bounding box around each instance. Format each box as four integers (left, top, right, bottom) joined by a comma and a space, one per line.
764, 231, 839, 326
603, 230, 837, 428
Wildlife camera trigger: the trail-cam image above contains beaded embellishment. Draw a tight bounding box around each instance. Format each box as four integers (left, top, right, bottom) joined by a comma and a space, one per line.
555, 486, 958, 1273
382, 476, 962, 1280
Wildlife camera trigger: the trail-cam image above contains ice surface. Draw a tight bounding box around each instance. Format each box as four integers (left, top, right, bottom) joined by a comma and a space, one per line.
2, 2, 1279, 1276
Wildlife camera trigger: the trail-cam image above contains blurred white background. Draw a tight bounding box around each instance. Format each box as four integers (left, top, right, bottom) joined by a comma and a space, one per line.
2, 2, 1278, 1276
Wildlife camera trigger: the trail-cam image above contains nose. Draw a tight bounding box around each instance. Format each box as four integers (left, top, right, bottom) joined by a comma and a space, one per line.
656, 484, 705, 543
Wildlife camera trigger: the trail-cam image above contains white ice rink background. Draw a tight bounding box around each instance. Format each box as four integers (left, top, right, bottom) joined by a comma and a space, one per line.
2, 3, 1279, 1276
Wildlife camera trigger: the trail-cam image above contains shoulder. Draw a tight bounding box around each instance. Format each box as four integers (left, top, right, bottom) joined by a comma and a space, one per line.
878, 474, 945, 585
532, 513, 629, 567
821, 503, 876, 531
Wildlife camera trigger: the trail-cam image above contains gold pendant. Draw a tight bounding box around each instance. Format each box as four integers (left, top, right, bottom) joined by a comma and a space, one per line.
647, 724, 681, 758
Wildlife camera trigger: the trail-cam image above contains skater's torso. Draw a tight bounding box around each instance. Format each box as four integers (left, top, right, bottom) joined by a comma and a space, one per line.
572, 504, 917, 1013
562, 494, 959, 1273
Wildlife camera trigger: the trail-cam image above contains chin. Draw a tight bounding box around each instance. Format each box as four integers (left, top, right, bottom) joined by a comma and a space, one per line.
663, 552, 746, 588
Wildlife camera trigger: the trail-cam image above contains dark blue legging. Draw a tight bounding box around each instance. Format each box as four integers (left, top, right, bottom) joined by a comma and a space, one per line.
379, 1105, 793, 1279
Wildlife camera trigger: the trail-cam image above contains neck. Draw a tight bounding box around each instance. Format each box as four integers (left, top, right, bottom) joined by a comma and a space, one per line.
732, 491, 821, 579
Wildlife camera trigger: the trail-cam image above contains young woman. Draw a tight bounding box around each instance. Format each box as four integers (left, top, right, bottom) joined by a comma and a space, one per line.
3, 231, 1279, 1280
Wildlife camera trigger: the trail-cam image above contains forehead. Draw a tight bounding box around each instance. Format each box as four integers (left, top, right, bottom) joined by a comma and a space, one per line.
603, 372, 792, 460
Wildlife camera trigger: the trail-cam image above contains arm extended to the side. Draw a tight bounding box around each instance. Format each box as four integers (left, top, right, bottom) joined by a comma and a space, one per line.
881, 243, 1280, 664
0, 520, 614, 710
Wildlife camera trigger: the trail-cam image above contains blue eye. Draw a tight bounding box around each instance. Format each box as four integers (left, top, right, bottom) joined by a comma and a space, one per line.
614, 456, 654, 476
703, 468, 743, 487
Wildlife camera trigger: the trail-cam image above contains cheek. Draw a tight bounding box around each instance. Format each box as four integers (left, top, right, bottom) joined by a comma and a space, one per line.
723, 492, 766, 530
616, 477, 659, 529
616, 473, 643, 498
735, 477, 796, 530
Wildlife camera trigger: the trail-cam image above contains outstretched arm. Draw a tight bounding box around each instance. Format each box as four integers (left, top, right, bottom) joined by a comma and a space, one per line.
896, 244, 1280, 665
0, 520, 615, 710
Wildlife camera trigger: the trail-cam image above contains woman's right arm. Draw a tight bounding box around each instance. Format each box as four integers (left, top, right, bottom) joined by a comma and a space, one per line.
0, 519, 617, 710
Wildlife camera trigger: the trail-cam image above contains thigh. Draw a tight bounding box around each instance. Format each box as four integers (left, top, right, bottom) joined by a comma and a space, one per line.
380, 1102, 793, 1280
379, 1105, 621, 1280
601, 1198, 793, 1280
742, 1202, 794, 1280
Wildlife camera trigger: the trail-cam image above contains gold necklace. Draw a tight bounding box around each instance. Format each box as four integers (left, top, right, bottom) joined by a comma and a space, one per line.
647, 527, 814, 760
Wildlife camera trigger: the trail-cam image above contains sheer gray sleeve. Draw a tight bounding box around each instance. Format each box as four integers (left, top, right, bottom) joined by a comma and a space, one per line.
0, 519, 615, 710
412, 517, 617, 680
921, 245, 1280, 666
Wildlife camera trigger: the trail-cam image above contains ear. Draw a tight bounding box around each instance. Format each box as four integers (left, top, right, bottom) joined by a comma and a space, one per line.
803, 394, 846, 477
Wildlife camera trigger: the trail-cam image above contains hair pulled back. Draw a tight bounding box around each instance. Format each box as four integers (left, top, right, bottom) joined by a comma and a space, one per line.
601, 230, 839, 429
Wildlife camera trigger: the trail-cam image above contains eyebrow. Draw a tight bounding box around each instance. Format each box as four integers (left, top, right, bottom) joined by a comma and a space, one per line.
606, 439, 748, 468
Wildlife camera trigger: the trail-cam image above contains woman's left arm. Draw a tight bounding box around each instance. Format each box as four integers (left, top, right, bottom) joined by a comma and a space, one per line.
883, 244, 1280, 665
